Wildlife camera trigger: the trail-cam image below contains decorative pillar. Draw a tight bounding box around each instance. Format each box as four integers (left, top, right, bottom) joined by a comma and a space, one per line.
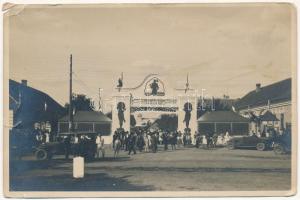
111, 94, 131, 134
177, 92, 197, 143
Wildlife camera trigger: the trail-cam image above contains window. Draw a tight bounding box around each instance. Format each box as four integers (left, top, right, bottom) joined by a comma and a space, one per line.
95, 123, 111, 136
232, 123, 249, 135
95, 124, 111, 136
77, 123, 93, 132
216, 123, 231, 134
198, 122, 214, 134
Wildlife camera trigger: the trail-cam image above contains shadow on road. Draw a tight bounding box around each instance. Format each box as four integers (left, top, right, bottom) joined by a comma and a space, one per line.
10, 172, 154, 191
10, 159, 72, 176
87, 166, 291, 173
10, 156, 132, 176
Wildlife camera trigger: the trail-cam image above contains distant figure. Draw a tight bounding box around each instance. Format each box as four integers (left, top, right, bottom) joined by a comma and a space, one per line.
206, 133, 212, 148
45, 132, 50, 143
151, 133, 158, 153
163, 132, 169, 150
113, 137, 121, 158
96, 134, 105, 158
63, 136, 71, 160
183, 102, 192, 128
158, 132, 163, 145
73, 135, 80, 156
177, 131, 183, 147
36, 133, 42, 145
117, 78, 123, 88
117, 102, 126, 128
170, 132, 176, 150
257, 130, 261, 138
224, 131, 231, 144
150, 79, 159, 95
195, 133, 202, 148
201, 135, 206, 145
128, 133, 137, 155
261, 131, 266, 138
219, 133, 225, 145
144, 134, 150, 152
137, 134, 145, 152
183, 132, 187, 147
212, 133, 218, 148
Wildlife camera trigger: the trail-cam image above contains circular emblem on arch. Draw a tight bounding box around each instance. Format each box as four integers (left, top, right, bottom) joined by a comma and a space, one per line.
144, 77, 165, 96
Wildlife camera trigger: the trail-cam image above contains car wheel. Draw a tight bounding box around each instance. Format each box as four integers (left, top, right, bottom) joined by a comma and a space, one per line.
227, 142, 235, 150
35, 149, 48, 160
256, 143, 265, 151
274, 144, 285, 155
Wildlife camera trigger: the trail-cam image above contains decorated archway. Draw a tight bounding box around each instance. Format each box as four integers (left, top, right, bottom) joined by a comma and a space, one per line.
111, 74, 198, 143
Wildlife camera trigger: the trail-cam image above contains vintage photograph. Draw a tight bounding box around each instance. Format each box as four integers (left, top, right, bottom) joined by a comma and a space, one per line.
3, 3, 297, 197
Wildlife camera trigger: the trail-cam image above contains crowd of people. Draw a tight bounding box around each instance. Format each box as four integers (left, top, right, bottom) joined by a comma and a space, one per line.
112, 129, 185, 155
111, 128, 230, 156
250, 127, 287, 139
57, 126, 292, 160
194, 131, 232, 149
11, 125, 291, 160
10, 128, 53, 148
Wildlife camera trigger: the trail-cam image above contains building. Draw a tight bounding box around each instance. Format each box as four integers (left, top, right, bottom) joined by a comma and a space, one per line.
58, 111, 112, 135
197, 111, 249, 135
197, 97, 237, 118
9, 79, 65, 132
234, 78, 291, 133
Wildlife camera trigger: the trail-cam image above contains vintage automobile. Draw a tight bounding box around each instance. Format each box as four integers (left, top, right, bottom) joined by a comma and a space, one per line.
227, 135, 273, 151
34, 131, 97, 161
9, 129, 38, 160
273, 133, 291, 155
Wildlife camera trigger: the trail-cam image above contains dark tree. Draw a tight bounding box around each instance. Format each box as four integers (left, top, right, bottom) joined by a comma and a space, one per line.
64, 94, 95, 112
156, 114, 178, 131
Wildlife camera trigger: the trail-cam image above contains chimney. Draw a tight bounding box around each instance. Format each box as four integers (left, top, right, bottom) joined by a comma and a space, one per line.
255, 83, 261, 92
21, 80, 27, 86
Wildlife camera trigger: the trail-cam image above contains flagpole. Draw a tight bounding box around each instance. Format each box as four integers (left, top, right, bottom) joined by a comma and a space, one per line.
69, 54, 73, 133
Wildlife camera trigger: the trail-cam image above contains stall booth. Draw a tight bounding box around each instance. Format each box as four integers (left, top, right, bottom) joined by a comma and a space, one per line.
197, 111, 250, 136
58, 111, 112, 135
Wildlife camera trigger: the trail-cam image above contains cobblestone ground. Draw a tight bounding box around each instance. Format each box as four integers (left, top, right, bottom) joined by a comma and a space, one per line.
10, 145, 291, 191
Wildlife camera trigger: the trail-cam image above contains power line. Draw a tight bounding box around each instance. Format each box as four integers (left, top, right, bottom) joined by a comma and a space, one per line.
72, 71, 100, 103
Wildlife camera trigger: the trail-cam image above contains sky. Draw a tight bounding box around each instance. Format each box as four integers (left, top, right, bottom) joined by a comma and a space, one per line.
7, 4, 294, 109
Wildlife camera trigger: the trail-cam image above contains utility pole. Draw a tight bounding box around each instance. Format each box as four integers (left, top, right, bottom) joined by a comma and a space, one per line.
69, 54, 73, 132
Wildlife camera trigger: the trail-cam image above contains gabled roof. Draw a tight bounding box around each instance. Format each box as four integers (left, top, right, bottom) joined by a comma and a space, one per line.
9, 79, 65, 128
235, 78, 291, 110
198, 111, 249, 123
59, 111, 112, 123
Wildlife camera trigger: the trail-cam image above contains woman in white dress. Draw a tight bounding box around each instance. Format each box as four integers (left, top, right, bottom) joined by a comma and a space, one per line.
224, 131, 231, 144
